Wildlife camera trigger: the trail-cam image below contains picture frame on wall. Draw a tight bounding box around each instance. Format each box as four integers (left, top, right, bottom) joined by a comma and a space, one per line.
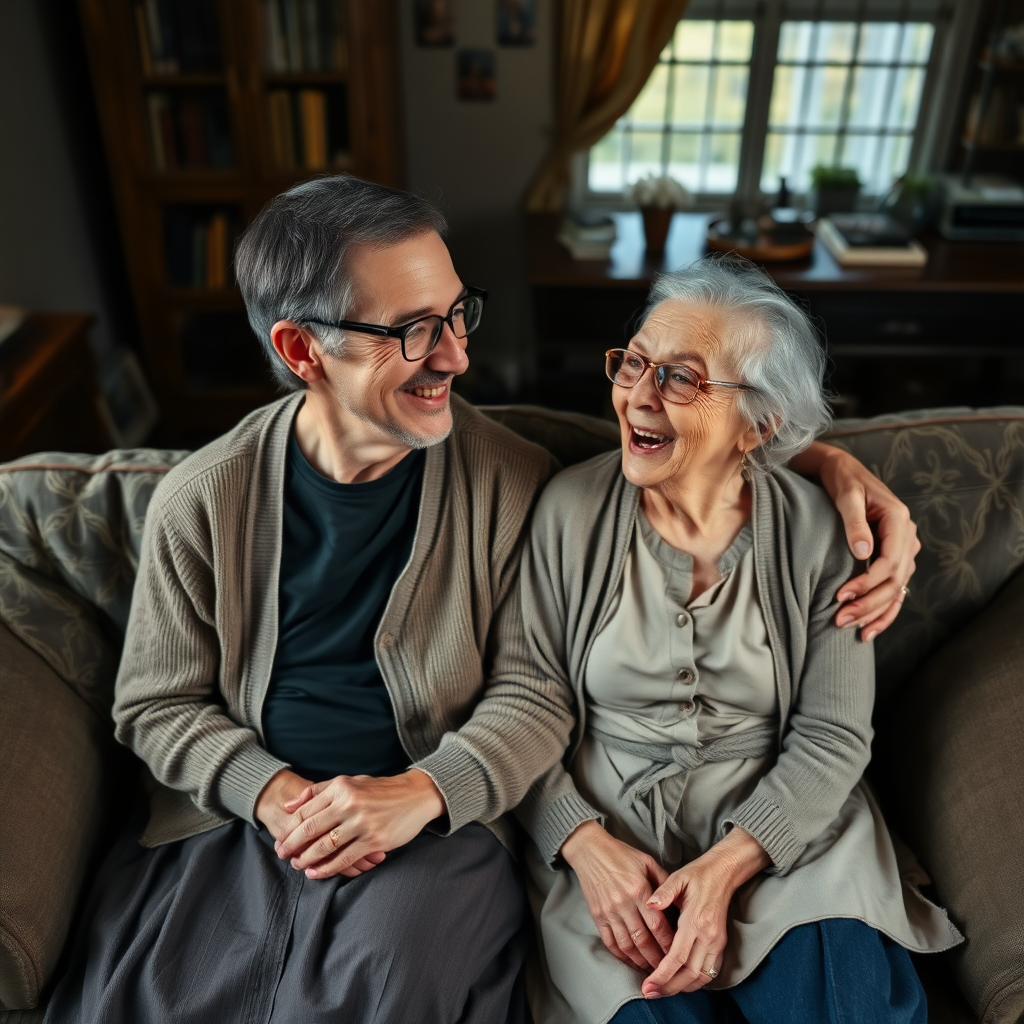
497, 0, 536, 46
414, 0, 455, 47
457, 49, 497, 101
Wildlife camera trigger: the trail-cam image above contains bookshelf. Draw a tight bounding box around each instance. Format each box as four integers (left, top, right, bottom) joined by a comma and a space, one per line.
76, 0, 400, 444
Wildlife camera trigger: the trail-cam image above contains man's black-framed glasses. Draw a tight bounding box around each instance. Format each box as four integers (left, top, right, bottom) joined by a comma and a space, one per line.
605, 348, 758, 405
304, 286, 488, 362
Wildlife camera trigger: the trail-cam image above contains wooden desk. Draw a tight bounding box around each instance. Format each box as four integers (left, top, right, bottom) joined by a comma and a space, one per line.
526, 212, 1024, 417
0, 314, 116, 462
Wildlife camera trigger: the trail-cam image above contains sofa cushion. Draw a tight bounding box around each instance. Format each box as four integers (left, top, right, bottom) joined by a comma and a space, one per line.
823, 407, 1024, 708
0, 622, 117, 1011
875, 566, 1024, 1024
0, 449, 187, 719
479, 404, 620, 468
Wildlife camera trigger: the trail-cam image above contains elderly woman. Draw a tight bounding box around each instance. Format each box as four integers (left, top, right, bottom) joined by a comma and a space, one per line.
515, 258, 962, 1024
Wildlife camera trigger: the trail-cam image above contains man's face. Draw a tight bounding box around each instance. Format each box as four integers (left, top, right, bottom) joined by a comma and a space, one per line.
315, 230, 469, 449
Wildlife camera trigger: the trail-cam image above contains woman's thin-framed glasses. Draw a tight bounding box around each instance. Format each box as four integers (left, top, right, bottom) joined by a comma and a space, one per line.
605, 348, 758, 405
304, 286, 488, 362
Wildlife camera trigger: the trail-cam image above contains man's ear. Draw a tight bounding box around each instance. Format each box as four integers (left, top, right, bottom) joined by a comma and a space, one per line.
271, 321, 325, 383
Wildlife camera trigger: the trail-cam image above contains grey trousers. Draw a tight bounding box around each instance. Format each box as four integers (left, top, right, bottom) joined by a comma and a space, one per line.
43, 817, 527, 1024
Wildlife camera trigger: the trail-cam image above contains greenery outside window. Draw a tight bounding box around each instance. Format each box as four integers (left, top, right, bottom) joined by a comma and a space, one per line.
582, 0, 974, 207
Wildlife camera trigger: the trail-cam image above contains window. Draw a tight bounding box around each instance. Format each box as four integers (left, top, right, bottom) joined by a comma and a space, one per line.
584, 0, 967, 204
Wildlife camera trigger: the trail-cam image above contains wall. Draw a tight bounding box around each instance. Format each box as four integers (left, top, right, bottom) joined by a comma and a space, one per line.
0, 0, 131, 364
398, 0, 555, 400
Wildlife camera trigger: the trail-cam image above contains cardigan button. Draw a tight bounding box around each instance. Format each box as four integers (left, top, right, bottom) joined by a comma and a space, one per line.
676, 668, 695, 684
679, 700, 695, 714
675, 612, 689, 627
379, 632, 394, 649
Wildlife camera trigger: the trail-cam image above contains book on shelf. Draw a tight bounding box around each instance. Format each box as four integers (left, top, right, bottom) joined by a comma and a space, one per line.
262, 0, 348, 73
267, 88, 345, 169
815, 214, 928, 267
557, 211, 617, 260
135, 0, 223, 75
147, 91, 234, 170
165, 208, 237, 289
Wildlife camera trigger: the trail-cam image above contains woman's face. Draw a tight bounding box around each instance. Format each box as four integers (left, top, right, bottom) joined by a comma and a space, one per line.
612, 300, 759, 494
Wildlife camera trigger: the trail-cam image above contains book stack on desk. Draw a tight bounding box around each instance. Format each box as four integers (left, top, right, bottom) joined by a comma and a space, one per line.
815, 213, 928, 267
558, 212, 616, 260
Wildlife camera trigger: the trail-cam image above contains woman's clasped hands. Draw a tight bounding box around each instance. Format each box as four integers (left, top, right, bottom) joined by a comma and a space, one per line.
561, 820, 771, 998
255, 767, 446, 880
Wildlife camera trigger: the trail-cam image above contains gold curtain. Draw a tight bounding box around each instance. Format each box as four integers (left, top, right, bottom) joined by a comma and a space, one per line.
524, 0, 692, 212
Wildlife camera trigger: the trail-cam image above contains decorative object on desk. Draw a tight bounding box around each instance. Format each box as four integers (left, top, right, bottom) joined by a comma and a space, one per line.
630, 174, 690, 255
497, 0, 536, 46
456, 49, 496, 100
880, 173, 939, 233
810, 165, 861, 217
415, 0, 454, 47
557, 210, 616, 261
0, 306, 28, 349
98, 349, 159, 448
815, 214, 928, 267
706, 216, 815, 263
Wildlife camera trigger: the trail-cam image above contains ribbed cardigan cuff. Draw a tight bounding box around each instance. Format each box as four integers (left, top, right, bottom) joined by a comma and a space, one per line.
215, 743, 291, 825
412, 743, 493, 833
724, 796, 803, 875
531, 793, 604, 866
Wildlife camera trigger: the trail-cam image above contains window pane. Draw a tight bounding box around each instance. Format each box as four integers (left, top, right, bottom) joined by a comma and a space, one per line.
624, 130, 665, 183
837, 131, 880, 187
674, 20, 715, 61
588, 127, 625, 192
627, 64, 670, 126
712, 65, 749, 128
761, 132, 786, 192
847, 66, 892, 127
873, 132, 911, 193
778, 21, 813, 62
706, 133, 741, 192
667, 132, 703, 192
814, 22, 856, 63
889, 66, 925, 129
717, 20, 754, 62
804, 65, 849, 127
857, 22, 902, 63
671, 64, 710, 126
769, 64, 808, 127
900, 23, 934, 64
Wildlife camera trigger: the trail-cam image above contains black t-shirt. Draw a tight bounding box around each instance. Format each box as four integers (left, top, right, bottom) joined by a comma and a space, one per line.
262, 428, 425, 780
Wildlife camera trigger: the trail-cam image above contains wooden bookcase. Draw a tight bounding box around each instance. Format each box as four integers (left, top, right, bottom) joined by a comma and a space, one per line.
77, 0, 401, 444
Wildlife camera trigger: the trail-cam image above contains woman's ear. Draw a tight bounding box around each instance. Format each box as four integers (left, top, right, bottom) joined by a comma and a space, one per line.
758, 415, 781, 445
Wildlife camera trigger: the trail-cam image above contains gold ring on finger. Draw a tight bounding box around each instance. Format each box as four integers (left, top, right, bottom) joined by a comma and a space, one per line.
900, 585, 910, 597
329, 827, 340, 848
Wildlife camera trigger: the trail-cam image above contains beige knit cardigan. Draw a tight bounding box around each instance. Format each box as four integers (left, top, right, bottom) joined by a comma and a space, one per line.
113, 392, 573, 850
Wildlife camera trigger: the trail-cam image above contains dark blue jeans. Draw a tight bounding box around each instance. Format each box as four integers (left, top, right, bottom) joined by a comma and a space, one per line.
611, 919, 926, 1024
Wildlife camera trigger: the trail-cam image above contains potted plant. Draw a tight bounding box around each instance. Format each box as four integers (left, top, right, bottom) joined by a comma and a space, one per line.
630, 174, 691, 254
810, 165, 861, 217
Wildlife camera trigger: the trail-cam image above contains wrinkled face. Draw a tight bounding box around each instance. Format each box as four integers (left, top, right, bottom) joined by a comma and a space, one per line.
612, 300, 755, 492
316, 229, 469, 449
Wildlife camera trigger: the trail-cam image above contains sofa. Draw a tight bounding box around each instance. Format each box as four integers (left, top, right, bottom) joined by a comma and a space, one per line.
1, 404, 1023, 1024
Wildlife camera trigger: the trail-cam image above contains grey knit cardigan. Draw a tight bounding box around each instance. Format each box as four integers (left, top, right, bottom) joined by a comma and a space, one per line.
113, 392, 574, 850
512, 451, 876, 873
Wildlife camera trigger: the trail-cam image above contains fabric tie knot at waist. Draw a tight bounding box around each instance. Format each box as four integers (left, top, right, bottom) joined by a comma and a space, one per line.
588, 723, 777, 858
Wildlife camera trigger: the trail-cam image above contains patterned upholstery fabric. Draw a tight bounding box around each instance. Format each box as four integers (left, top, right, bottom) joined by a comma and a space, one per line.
822, 408, 1024, 708
0, 449, 187, 720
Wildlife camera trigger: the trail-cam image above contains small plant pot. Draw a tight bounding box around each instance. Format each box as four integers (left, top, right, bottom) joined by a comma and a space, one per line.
812, 186, 860, 218
641, 207, 674, 254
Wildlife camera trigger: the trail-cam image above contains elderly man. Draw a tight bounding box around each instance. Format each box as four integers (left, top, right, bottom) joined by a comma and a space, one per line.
43, 175, 916, 1024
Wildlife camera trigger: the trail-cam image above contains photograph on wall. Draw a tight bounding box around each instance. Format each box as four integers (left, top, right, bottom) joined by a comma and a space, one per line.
497, 0, 536, 46
414, 0, 455, 47
456, 49, 497, 101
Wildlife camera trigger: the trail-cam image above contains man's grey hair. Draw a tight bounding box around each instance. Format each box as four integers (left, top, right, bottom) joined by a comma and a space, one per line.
639, 255, 832, 470
235, 175, 448, 392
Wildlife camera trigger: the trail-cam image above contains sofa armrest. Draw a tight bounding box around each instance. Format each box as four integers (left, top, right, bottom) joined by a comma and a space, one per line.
0, 623, 115, 1010
875, 568, 1024, 1024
